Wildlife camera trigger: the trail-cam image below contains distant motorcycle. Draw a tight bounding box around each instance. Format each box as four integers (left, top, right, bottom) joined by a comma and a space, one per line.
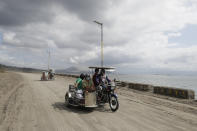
48, 72, 55, 80
41, 69, 55, 81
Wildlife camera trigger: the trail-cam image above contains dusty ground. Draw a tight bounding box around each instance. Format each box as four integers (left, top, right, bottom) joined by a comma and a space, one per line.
0, 71, 197, 131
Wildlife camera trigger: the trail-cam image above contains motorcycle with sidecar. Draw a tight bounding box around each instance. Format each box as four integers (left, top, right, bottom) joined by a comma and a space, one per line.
65, 66, 119, 112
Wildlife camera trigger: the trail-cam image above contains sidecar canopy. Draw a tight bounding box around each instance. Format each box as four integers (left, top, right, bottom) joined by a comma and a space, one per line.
89, 66, 115, 72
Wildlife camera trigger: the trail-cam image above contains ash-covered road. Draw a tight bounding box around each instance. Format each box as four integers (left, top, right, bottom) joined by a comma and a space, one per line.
0, 72, 197, 131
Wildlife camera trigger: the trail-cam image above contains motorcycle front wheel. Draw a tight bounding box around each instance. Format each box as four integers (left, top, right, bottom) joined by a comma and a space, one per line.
109, 95, 119, 112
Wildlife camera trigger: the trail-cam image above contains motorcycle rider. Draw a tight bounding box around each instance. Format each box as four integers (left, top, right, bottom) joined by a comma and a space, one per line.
93, 68, 100, 87
96, 69, 111, 102
99, 68, 111, 88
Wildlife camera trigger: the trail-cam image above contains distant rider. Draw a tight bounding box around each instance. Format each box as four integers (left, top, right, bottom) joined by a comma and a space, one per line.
48, 69, 53, 79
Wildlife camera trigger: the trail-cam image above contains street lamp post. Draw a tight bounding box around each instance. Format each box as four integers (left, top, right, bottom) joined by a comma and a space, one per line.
93, 20, 103, 67
47, 46, 51, 71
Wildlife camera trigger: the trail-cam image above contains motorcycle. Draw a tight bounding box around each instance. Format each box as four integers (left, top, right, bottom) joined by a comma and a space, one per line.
48, 72, 55, 80
96, 81, 119, 112
65, 82, 119, 112
65, 66, 119, 112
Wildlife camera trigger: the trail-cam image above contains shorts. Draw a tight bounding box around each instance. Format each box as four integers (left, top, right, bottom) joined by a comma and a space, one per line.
76, 89, 83, 99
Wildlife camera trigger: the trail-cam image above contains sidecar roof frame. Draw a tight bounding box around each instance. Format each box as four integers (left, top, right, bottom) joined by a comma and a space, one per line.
89, 66, 115, 70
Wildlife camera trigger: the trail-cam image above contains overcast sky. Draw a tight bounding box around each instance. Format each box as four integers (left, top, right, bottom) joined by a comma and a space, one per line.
1, 0, 197, 74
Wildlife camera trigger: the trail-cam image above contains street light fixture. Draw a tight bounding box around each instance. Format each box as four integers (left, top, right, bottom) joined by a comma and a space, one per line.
93, 20, 103, 67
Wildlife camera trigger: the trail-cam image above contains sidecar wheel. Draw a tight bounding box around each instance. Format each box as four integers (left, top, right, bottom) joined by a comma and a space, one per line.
109, 95, 119, 112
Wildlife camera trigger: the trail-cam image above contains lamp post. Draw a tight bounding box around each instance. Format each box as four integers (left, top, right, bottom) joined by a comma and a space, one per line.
93, 20, 103, 67
47, 46, 51, 71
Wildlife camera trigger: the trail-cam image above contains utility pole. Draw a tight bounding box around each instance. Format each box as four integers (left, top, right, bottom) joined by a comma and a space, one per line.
93, 20, 103, 67
47, 47, 51, 71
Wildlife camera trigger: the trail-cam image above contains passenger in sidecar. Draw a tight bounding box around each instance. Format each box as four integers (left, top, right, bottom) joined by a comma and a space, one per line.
65, 73, 97, 107
83, 74, 96, 92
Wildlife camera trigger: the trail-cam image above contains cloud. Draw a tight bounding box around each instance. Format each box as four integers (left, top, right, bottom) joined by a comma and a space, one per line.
58, 0, 118, 22
168, 32, 182, 37
0, 0, 56, 26
1, 0, 197, 73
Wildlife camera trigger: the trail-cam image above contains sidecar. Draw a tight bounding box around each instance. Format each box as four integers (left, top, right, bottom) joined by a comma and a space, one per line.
41, 71, 48, 81
65, 85, 97, 108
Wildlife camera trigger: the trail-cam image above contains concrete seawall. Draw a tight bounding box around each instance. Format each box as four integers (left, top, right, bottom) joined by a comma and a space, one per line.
128, 83, 153, 92
115, 81, 153, 91
57, 73, 79, 78
153, 86, 195, 99
56, 74, 195, 100
115, 80, 195, 99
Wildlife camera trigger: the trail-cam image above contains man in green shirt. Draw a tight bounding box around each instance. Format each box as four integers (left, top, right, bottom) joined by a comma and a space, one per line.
75, 73, 85, 99
76, 78, 83, 90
